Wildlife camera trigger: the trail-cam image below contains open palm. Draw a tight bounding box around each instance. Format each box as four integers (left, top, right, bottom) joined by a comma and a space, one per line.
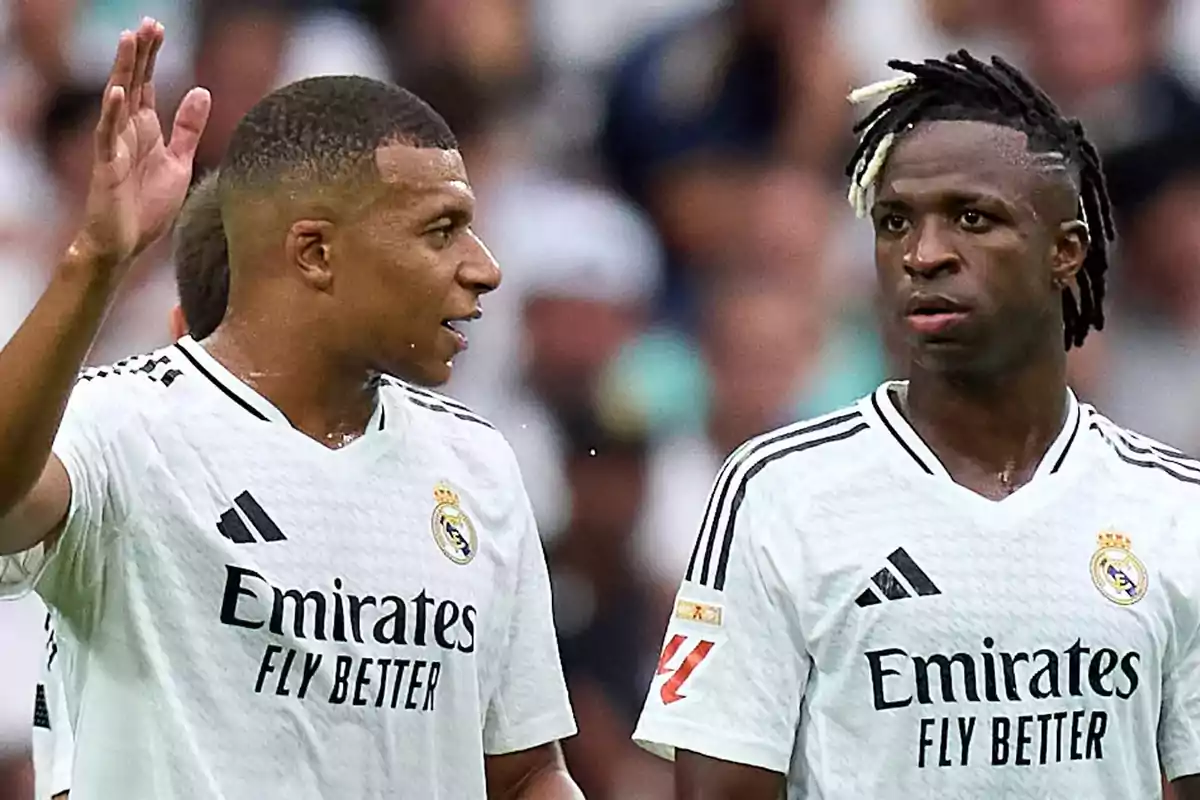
81, 19, 211, 268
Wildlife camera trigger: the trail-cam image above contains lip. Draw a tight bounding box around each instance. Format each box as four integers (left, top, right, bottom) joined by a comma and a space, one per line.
440, 310, 480, 353
440, 321, 469, 352
904, 310, 969, 336
903, 294, 972, 337
903, 293, 971, 316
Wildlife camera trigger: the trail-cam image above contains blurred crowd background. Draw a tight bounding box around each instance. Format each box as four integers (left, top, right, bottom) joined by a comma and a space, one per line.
3, 0, 1200, 797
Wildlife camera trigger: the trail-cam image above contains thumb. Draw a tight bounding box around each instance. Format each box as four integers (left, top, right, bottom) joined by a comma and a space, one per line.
166, 87, 212, 164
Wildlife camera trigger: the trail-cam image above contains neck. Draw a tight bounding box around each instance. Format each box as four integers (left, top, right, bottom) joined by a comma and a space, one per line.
203, 313, 378, 447
904, 347, 1069, 478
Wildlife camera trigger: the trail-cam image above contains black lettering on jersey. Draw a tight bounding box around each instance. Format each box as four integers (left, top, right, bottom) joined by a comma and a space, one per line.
219, 566, 477, 651
866, 638, 1143, 712
318, 653, 442, 712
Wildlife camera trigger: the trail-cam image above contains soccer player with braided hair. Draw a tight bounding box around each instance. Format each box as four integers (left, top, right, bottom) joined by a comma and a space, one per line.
633, 50, 1200, 799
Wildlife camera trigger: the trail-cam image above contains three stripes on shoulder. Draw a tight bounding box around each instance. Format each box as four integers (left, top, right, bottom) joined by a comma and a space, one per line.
1089, 415, 1200, 486
381, 377, 494, 430
686, 409, 869, 593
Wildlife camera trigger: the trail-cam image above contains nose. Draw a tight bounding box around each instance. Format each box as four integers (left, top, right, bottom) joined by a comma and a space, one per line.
903, 218, 959, 280
461, 230, 502, 295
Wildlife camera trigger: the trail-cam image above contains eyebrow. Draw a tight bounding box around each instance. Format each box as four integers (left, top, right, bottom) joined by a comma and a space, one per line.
419, 199, 473, 225
873, 189, 1016, 212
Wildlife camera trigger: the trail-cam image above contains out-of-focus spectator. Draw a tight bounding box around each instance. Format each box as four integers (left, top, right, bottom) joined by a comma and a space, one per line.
833, 0, 1012, 86
1097, 169, 1200, 453
457, 182, 663, 540
1005, 0, 1200, 451
191, 0, 290, 173
0, 83, 177, 361
633, 187, 887, 587
1008, 0, 1200, 225
550, 412, 670, 800
600, 0, 851, 320
380, 0, 539, 101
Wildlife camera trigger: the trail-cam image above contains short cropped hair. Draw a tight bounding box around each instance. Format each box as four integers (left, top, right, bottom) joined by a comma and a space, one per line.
218, 75, 457, 192
174, 171, 229, 339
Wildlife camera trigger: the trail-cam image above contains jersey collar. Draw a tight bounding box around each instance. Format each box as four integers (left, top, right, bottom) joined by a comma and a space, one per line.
173, 336, 386, 432
866, 380, 1083, 482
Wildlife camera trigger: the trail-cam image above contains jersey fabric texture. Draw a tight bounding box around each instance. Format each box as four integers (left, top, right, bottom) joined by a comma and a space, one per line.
0, 337, 576, 799
32, 611, 71, 800
634, 381, 1200, 799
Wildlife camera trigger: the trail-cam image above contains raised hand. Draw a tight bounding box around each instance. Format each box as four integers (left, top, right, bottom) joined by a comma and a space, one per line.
77, 18, 211, 270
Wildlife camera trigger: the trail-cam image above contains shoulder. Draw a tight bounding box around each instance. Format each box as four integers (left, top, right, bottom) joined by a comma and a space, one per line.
76, 346, 185, 393
65, 346, 186, 427
720, 401, 876, 499
379, 375, 498, 432
379, 375, 517, 468
1083, 406, 1200, 497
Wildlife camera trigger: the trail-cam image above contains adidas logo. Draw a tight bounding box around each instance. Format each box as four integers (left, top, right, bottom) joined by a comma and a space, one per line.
855, 547, 941, 607
217, 492, 288, 544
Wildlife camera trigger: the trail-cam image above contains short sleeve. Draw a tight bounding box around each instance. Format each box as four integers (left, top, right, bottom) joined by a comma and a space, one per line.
482, 475, 577, 755
633, 466, 809, 774
0, 376, 135, 602
33, 616, 73, 800
1159, 542, 1200, 780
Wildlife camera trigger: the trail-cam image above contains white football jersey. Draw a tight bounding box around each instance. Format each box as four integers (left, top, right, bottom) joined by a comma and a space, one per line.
634, 381, 1200, 799
32, 612, 72, 800
0, 337, 576, 799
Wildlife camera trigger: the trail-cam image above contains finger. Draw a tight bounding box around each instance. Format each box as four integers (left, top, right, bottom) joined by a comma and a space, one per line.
129, 18, 157, 111
94, 85, 126, 164
166, 87, 212, 165
142, 21, 165, 112
103, 30, 136, 133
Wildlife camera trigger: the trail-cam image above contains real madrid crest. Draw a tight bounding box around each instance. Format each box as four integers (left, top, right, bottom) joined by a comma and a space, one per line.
1090, 530, 1147, 606
431, 482, 477, 565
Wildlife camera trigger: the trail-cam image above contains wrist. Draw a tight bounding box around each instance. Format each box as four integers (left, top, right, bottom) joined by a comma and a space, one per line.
59, 236, 127, 286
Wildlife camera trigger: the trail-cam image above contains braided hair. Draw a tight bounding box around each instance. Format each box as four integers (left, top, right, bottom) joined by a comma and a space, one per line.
845, 50, 1115, 350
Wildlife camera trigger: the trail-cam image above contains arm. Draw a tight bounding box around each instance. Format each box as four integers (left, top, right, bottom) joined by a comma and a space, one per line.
33, 615, 74, 800
676, 750, 783, 800
481, 456, 578, 792
1162, 526, 1200, 796
485, 743, 583, 800
0, 20, 208, 556
632, 457, 806, 800
1173, 775, 1199, 800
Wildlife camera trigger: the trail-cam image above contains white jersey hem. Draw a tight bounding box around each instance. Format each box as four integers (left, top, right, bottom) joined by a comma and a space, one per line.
632, 716, 792, 774
1161, 748, 1200, 783
483, 712, 578, 756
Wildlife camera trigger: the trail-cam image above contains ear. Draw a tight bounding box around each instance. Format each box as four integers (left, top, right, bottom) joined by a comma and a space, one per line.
1051, 219, 1089, 289
285, 219, 337, 291
169, 304, 188, 341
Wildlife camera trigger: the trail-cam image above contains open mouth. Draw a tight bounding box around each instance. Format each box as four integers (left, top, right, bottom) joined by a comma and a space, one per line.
440, 311, 481, 351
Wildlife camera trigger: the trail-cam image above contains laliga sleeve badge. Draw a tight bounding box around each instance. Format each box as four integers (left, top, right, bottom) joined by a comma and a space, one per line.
1090, 530, 1147, 606
432, 482, 477, 565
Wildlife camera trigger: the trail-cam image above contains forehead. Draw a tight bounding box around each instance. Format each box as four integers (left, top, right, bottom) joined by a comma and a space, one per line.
876, 120, 1058, 208
372, 143, 472, 211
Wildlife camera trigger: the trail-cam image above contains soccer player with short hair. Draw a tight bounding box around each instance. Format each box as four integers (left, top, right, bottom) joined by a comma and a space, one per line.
0, 20, 579, 799
633, 50, 1200, 799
